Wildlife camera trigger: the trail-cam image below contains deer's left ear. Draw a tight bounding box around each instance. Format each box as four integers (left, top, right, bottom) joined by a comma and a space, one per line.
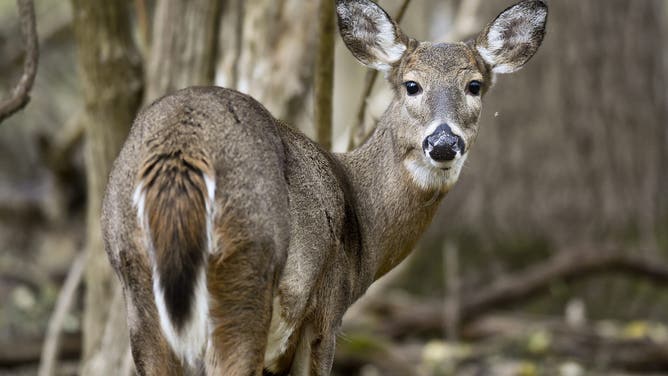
336, 0, 409, 72
475, 0, 548, 74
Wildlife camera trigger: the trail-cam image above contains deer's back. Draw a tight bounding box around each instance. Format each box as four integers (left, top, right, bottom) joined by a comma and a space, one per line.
103, 86, 286, 254
102, 85, 363, 304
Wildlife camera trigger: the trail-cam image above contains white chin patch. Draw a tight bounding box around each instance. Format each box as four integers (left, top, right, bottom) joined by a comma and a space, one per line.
404, 152, 467, 192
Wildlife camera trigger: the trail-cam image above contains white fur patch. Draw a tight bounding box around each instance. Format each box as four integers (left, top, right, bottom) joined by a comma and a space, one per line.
368, 11, 406, 71
476, 44, 498, 69
264, 297, 294, 372
203, 174, 217, 255
404, 153, 466, 192
153, 269, 209, 367
132, 183, 156, 265
132, 183, 147, 233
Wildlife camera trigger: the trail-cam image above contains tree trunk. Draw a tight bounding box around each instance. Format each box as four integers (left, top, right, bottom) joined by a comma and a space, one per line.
314, 0, 336, 150
70, 1, 143, 374
215, 0, 319, 133
144, 0, 222, 103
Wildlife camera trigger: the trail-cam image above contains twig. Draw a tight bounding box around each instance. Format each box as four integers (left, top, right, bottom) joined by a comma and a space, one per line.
314, 0, 336, 150
444, 241, 460, 342
38, 252, 85, 376
347, 0, 412, 151
0, 0, 39, 123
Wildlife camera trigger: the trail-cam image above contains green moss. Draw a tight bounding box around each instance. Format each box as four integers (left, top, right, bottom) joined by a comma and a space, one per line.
337, 332, 388, 358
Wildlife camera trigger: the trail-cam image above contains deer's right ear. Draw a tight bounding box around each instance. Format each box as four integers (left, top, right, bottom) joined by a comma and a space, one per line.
336, 0, 408, 72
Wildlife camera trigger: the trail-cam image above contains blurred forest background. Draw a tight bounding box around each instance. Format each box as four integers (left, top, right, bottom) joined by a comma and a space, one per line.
0, 0, 667, 375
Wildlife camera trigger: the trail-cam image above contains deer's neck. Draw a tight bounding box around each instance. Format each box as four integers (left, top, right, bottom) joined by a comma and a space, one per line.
337, 120, 445, 283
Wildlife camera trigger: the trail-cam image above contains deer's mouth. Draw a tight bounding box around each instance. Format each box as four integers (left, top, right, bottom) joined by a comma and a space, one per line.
425, 154, 459, 171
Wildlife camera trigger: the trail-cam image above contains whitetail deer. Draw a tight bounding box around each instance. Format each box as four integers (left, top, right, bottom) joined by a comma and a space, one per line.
102, 0, 547, 374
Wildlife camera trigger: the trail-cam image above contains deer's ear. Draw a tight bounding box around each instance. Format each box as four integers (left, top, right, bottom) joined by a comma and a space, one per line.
336, 0, 408, 72
475, 0, 548, 74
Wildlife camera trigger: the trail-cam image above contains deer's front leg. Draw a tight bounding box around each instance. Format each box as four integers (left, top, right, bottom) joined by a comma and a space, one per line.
290, 324, 337, 376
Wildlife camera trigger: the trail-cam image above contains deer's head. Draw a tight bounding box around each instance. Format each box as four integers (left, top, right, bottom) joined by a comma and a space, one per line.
337, 0, 548, 191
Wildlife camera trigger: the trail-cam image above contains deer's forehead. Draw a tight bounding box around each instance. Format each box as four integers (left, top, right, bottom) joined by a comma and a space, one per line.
404, 43, 481, 77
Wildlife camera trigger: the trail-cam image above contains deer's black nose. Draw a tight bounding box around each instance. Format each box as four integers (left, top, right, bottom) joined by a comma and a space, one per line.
422, 124, 466, 162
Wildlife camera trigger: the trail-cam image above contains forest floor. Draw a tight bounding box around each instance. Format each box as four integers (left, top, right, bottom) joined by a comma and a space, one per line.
1, 269, 668, 376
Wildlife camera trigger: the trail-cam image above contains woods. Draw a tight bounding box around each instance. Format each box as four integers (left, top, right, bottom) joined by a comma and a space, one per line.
0, 0, 666, 375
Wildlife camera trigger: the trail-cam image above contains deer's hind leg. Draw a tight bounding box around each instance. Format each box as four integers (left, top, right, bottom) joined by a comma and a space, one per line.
205, 210, 288, 375
117, 246, 186, 376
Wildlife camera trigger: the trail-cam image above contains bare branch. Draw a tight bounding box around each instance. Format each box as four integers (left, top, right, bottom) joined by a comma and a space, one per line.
347, 0, 412, 151
39, 253, 85, 376
460, 247, 668, 320
356, 247, 668, 339
0, 0, 39, 123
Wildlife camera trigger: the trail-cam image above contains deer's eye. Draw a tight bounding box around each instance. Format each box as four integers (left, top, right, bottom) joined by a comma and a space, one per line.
404, 81, 422, 96
467, 80, 482, 96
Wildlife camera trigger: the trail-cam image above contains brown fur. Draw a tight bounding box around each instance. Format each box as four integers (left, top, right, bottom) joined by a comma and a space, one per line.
138, 146, 212, 328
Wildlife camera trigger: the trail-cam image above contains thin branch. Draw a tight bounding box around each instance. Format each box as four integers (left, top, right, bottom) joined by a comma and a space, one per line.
314, 0, 336, 150
444, 241, 460, 341
38, 252, 85, 376
460, 247, 668, 320
347, 70, 379, 150
347, 0, 412, 151
0, 0, 39, 123
393, 0, 412, 22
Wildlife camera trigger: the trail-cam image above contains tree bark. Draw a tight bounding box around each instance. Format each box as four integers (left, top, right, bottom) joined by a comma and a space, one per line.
144, 0, 222, 103
216, 0, 319, 133
314, 0, 336, 150
70, 1, 143, 374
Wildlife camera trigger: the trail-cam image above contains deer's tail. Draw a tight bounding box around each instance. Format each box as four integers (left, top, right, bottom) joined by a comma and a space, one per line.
133, 149, 215, 366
